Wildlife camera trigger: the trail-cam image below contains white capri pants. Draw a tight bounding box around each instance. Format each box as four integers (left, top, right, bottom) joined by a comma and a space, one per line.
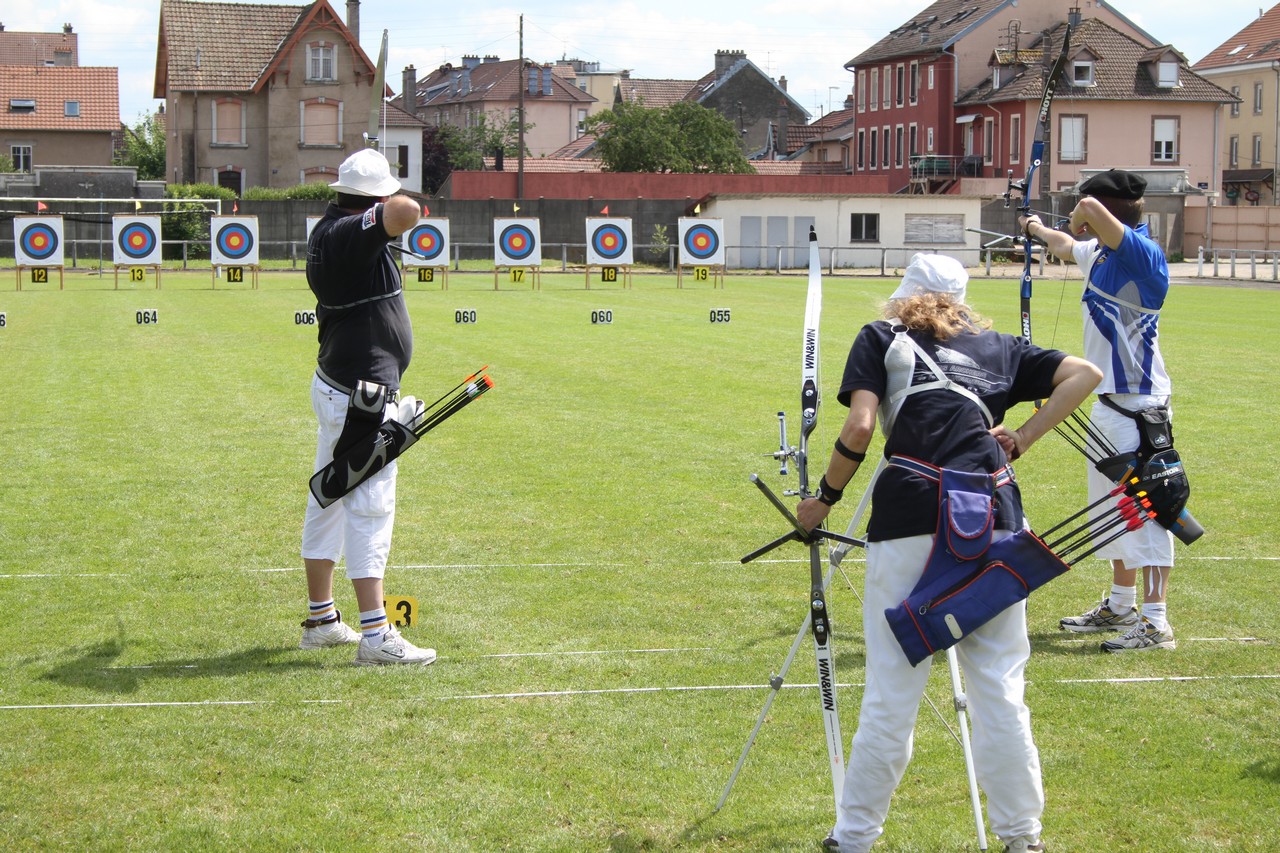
1085, 394, 1175, 567
300, 373, 397, 580
832, 532, 1044, 853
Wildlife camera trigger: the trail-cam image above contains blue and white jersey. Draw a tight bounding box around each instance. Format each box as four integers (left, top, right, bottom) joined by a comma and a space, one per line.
1071, 224, 1171, 396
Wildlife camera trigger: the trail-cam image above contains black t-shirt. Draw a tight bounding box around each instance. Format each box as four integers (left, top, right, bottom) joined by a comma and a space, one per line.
838, 320, 1065, 541
306, 203, 412, 391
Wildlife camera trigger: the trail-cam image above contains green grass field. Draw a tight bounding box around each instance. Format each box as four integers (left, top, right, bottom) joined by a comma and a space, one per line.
1, 268, 1276, 851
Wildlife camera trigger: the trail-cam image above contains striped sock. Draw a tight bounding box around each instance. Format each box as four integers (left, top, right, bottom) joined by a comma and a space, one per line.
308, 599, 338, 624
359, 608, 390, 640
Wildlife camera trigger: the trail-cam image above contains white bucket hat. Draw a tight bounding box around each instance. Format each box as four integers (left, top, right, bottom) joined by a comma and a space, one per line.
890, 253, 968, 305
330, 149, 401, 197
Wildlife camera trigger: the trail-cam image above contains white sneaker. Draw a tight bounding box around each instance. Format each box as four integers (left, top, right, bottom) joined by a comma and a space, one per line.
299, 613, 361, 649
355, 627, 436, 666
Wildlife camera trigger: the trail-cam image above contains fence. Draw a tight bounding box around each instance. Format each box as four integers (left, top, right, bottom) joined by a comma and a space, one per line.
1196, 246, 1280, 282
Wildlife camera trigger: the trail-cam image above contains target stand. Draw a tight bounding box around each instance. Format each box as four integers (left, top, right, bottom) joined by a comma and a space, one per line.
114, 265, 162, 289
403, 219, 451, 289
16, 265, 64, 291
211, 264, 260, 289
210, 216, 260, 289
494, 265, 541, 291
584, 264, 632, 290
677, 264, 725, 289
406, 263, 449, 289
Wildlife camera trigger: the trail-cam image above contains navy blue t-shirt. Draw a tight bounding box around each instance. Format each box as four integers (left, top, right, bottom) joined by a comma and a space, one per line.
306, 202, 412, 391
839, 320, 1065, 541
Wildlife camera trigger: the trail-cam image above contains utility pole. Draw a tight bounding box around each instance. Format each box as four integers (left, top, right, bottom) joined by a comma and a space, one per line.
517, 14, 525, 202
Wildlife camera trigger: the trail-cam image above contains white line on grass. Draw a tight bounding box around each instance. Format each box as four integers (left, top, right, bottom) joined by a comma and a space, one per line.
5, 674, 1277, 712
0, 573, 124, 579
481, 647, 714, 658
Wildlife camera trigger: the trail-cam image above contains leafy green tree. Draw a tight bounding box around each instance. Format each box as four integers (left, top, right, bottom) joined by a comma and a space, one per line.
162, 183, 237, 259
118, 112, 166, 180
420, 112, 532, 192
587, 101, 754, 174
0, 152, 15, 173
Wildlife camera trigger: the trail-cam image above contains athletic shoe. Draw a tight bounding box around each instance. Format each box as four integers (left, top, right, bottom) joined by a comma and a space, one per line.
1003, 838, 1045, 852
1101, 618, 1176, 653
1059, 597, 1139, 633
355, 627, 437, 666
821, 835, 839, 850
299, 612, 361, 649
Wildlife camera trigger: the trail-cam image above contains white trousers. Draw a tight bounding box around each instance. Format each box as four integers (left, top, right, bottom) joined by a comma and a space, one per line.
832, 533, 1044, 852
300, 373, 397, 580
1085, 395, 1175, 567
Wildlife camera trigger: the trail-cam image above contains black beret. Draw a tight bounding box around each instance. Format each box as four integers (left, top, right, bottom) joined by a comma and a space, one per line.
1079, 169, 1146, 200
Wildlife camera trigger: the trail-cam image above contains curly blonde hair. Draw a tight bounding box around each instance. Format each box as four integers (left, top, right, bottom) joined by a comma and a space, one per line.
885, 293, 990, 340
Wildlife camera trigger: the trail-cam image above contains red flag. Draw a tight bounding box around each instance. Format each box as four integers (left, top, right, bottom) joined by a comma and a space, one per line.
422, 204, 430, 216
36, 201, 47, 212
600, 205, 609, 215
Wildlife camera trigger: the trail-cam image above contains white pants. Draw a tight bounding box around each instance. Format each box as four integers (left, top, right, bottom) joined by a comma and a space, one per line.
832, 533, 1044, 852
300, 373, 397, 580
1085, 395, 1175, 567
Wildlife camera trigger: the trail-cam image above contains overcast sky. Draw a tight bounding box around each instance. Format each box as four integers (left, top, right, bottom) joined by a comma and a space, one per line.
10, 0, 1267, 124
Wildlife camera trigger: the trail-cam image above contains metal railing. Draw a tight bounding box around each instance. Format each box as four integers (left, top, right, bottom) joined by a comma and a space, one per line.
1197, 245, 1280, 281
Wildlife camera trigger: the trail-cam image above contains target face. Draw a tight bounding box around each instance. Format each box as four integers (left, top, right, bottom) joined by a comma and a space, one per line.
113, 216, 162, 264
15, 217, 64, 265
404, 219, 449, 265
586, 218, 633, 265
679, 218, 724, 266
494, 218, 541, 266
211, 216, 259, 265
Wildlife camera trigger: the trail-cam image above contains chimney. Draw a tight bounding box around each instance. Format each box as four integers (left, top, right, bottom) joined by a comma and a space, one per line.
844, 93, 855, 110
1067, 5, 1082, 27
778, 75, 788, 92
483, 55, 499, 63
776, 100, 790, 157
63, 23, 73, 34
346, 0, 360, 43
462, 55, 481, 70
402, 65, 417, 113
542, 64, 553, 96
715, 49, 745, 79
462, 67, 472, 95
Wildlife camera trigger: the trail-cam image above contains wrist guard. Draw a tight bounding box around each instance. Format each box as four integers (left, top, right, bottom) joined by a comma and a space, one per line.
816, 474, 844, 506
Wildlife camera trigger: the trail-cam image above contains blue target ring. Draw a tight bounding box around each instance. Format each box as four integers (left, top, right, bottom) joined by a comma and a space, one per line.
118, 222, 158, 260
499, 223, 536, 261
215, 222, 254, 260
683, 224, 719, 261
409, 224, 445, 262
591, 224, 628, 261
20, 223, 59, 261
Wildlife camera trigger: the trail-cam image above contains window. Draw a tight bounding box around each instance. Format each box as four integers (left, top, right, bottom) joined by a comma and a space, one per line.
8, 98, 35, 113
217, 168, 242, 194
397, 144, 410, 178
857, 129, 866, 169
1152, 116, 1178, 163
1072, 61, 1094, 86
576, 108, 587, 138
895, 125, 904, 167
300, 97, 341, 145
307, 42, 336, 82
993, 67, 1002, 91
869, 129, 878, 169
905, 213, 965, 244
882, 125, 891, 167
1156, 60, 1178, 88
883, 65, 892, 109
909, 62, 919, 104
1253, 134, 1263, 166
983, 117, 994, 165
64, 100, 80, 117
10, 144, 31, 172
1010, 114, 1022, 164
212, 98, 245, 145
895, 64, 905, 107
1255, 81, 1265, 114
857, 71, 866, 111
869, 69, 879, 111
1059, 115, 1086, 162
1230, 86, 1241, 117
927, 126, 934, 153
908, 123, 918, 159
850, 213, 879, 242
928, 65, 934, 90
1229, 135, 1240, 167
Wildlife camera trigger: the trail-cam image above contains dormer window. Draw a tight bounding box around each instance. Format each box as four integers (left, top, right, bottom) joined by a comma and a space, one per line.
1072, 60, 1094, 87
1157, 59, 1179, 88
9, 98, 36, 113
992, 67, 1001, 90
307, 42, 336, 82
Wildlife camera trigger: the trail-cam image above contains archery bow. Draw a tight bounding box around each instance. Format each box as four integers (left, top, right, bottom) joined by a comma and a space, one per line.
1005, 22, 1072, 344
364, 29, 389, 150
724, 228, 860, 815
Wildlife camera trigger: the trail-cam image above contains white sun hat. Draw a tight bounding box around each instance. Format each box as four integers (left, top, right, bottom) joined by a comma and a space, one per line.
330, 149, 401, 197
890, 253, 968, 305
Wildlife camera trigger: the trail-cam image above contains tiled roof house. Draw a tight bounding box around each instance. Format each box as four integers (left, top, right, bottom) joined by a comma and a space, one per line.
155, 0, 391, 191
1, 65, 119, 171
1192, 3, 1280, 203
0, 23, 79, 66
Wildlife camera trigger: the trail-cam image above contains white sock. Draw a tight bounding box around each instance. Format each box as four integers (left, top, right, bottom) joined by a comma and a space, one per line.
1142, 602, 1168, 631
359, 608, 390, 640
1109, 584, 1137, 611
308, 599, 338, 624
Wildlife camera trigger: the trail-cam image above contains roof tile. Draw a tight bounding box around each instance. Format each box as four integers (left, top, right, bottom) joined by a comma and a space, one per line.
0, 66, 119, 131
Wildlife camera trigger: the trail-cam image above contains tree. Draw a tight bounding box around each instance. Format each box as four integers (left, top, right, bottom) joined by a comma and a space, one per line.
420, 111, 532, 193
587, 101, 754, 174
117, 112, 166, 180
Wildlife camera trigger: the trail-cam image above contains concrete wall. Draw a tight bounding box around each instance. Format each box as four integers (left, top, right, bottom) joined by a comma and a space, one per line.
442, 171, 890, 200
